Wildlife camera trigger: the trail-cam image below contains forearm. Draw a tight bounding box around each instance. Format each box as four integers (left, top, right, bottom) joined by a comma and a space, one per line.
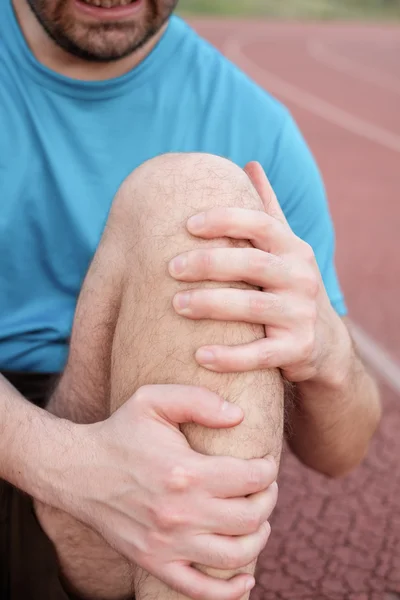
0, 374, 131, 597
0, 375, 74, 500
287, 334, 381, 477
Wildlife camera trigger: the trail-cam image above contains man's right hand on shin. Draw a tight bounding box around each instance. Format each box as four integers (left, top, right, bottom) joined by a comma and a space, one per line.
61, 385, 278, 600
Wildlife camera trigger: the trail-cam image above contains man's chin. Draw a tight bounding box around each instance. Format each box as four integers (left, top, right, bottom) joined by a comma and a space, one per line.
24, 0, 176, 64
54, 28, 144, 63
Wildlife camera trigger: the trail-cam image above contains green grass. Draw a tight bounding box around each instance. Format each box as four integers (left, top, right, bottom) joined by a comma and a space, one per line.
179, 0, 400, 20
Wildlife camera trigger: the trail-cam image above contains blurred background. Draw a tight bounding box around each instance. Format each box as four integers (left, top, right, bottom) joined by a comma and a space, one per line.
180, 0, 400, 18
177, 2, 400, 599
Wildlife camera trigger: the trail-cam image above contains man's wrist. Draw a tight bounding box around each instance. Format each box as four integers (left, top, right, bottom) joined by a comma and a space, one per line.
32, 414, 83, 506
306, 316, 355, 392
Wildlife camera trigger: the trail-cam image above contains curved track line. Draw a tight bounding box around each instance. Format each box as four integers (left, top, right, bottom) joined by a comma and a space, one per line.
224, 31, 400, 394
225, 35, 400, 152
308, 39, 400, 95
348, 321, 400, 395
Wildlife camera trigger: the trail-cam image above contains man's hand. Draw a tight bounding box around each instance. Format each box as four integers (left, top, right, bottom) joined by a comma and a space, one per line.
57, 385, 277, 600
169, 162, 351, 384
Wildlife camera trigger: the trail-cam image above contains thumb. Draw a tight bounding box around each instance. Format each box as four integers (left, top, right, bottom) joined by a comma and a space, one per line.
244, 161, 288, 225
140, 384, 244, 428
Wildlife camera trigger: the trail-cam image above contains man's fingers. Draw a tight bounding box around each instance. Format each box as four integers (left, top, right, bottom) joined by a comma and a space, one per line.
195, 338, 298, 372
173, 288, 288, 326
244, 161, 288, 225
191, 521, 271, 571
199, 455, 277, 498
169, 247, 289, 289
136, 385, 243, 428
186, 207, 292, 254
207, 484, 279, 536
164, 563, 255, 600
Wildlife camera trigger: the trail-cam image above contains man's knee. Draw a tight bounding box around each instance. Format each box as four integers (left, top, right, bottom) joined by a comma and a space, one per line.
107, 152, 266, 329
109, 153, 263, 241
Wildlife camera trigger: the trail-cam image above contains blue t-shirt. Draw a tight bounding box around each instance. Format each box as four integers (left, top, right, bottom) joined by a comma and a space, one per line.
0, 0, 346, 373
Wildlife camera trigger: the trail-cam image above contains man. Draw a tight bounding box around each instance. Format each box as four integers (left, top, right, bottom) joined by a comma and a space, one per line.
0, 0, 381, 599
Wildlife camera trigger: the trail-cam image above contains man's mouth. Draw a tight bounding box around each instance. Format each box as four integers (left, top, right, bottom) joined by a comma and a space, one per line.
79, 0, 139, 7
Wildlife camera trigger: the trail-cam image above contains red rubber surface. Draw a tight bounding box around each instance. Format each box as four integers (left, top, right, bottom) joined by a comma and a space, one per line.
189, 19, 400, 599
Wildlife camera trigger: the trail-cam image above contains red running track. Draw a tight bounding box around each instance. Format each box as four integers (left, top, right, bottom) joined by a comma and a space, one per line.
189, 18, 400, 600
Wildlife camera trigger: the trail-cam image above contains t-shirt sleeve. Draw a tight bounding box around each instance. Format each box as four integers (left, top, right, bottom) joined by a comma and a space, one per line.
265, 110, 347, 316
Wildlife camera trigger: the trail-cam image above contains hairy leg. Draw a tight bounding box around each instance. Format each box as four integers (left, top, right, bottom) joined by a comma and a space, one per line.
109, 154, 284, 600
38, 153, 284, 600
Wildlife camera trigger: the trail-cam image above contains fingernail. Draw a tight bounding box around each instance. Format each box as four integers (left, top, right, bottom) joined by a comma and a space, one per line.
222, 401, 242, 418
196, 348, 215, 364
264, 522, 272, 537
174, 292, 191, 313
265, 455, 277, 469
187, 213, 206, 232
169, 255, 187, 276
246, 578, 256, 592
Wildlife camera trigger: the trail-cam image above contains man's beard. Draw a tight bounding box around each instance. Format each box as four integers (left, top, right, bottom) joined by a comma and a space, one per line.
25, 0, 178, 62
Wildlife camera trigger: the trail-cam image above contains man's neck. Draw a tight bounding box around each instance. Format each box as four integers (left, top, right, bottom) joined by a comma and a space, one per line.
12, 0, 166, 81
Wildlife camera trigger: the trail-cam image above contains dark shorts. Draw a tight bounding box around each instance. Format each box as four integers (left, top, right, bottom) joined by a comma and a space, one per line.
0, 479, 78, 600
2, 370, 57, 408
0, 372, 79, 600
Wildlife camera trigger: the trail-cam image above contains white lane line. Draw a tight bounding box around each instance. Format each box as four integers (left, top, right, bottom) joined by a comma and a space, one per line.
348, 321, 400, 395
223, 32, 400, 393
308, 39, 400, 96
224, 36, 400, 153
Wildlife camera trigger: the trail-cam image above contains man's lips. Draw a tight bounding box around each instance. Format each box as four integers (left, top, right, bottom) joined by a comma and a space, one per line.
74, 0, 144, 19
